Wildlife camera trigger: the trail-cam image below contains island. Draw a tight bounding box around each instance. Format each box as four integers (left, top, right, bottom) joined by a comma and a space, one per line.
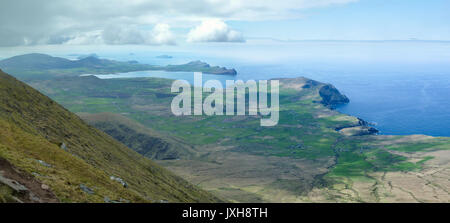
156, 55, 173, 59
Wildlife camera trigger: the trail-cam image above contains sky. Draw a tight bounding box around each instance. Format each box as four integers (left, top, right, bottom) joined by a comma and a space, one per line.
0, 0, 449, 47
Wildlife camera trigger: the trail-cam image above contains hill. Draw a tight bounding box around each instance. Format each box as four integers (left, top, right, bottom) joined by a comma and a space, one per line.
0, 54, 237, 81
165, 60, 237, 75
0, 69, 222, 203
79, 112, 195, 160
0, 53, 75, 69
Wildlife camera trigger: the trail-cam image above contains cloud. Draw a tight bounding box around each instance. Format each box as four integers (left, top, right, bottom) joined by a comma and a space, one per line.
0, 0, 358, 46
64, 31, 104, 45
151, 24, 176, 45
101, 24, 176, 45
187, 19, 244, 43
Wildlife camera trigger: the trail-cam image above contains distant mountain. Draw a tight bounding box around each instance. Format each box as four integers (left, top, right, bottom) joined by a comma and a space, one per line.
166, 60, 237, 75
0, 53, 137, 70
0, 53, 237, 81
0, 53, 75, 69
0, 69, 222, 203
76, 53, 99, 60
156, 55, 173, 59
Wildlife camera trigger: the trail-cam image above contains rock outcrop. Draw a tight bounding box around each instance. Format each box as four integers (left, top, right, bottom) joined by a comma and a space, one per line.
0, 157, 58, 203
319, 84, 350, 107
335, 118, 379, 136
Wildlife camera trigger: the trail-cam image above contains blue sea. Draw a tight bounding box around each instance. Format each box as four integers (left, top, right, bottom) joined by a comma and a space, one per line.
6, 40, 450, 136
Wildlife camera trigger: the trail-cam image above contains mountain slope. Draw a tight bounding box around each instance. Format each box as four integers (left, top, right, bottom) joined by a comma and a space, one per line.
79, 112, 195, 160
0, 69, 222, 203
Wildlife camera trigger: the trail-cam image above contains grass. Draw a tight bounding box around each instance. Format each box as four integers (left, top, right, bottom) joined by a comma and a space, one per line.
329, 152, 374, 177
386, 141, 449, 152
0, 185, 16, 203
0, 120, 139, 202
0, 70, 221, 203
417, 156, 434, 165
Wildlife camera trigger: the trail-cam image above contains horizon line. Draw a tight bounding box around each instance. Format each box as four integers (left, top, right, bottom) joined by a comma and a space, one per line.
246, 37, 450, 43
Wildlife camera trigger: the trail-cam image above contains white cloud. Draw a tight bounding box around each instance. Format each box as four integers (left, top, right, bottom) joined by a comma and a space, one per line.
0, 0, 358, 46
151, 24, 176, 45
101, 24, 176, 45
64, 30, 103, 45
187, 19, 244, 43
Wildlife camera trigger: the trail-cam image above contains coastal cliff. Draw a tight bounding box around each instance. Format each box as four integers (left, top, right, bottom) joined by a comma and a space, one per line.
315, 82, 378, 136
319, 84, 350, 107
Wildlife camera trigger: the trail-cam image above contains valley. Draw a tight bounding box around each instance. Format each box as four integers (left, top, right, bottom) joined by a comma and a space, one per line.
1, 53, 449, 203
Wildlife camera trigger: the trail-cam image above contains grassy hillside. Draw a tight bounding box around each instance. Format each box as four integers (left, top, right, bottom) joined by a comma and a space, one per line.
80, 112, 195, 160
0, 69, 222, 203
